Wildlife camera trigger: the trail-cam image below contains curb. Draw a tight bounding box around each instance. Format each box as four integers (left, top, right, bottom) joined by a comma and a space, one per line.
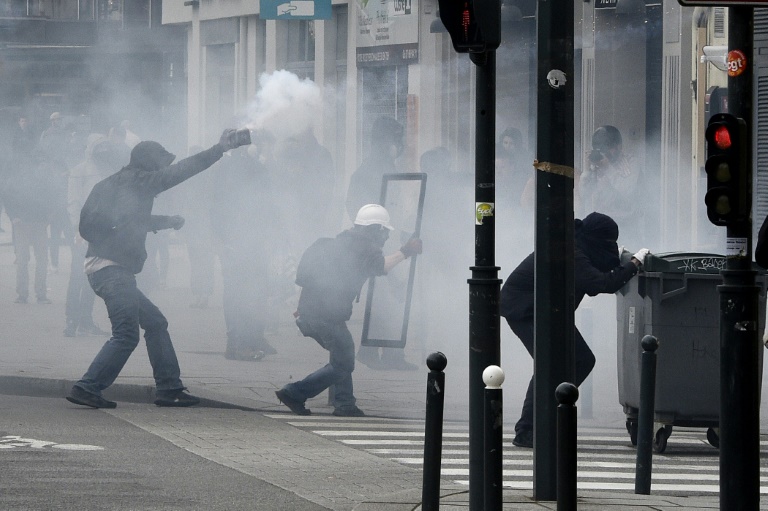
0, 375, 259, 411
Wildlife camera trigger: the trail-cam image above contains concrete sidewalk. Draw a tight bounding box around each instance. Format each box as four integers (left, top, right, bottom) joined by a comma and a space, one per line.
0, 231, 750, 509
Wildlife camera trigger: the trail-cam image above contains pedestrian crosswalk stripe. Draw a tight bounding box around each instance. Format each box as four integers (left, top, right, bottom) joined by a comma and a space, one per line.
265, 414, 767, 495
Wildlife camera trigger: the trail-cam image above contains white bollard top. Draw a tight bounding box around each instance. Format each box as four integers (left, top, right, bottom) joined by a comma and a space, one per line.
482, 365, 505, 389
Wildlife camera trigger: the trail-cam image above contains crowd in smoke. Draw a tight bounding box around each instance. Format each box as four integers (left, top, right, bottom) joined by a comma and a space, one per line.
0, 68, 653, 421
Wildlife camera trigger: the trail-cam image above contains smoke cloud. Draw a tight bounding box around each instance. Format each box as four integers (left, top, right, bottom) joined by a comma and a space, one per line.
244, 70, 322, 141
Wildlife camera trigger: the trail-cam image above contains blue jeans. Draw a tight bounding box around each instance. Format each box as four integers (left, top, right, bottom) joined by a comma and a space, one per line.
74, 265, 184, 396
282, 318, 356, 409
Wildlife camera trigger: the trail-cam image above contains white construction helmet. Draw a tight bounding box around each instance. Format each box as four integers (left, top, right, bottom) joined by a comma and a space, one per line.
354, 204, 394, 230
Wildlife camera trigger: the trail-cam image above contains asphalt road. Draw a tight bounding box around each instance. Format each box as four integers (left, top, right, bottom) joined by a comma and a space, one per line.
0, 394, 330, 511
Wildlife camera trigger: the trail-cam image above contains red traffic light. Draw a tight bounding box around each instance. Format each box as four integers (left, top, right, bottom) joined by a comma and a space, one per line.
713, 125, 732, 150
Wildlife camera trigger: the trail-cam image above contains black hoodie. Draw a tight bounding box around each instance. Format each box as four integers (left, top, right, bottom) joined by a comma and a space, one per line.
500, 212, 638, 322
85, 141, 225, 274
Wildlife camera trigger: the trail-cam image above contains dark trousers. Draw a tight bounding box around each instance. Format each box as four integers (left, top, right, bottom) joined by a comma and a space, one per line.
220, 247, 268, 352
75, 265, 184, 396
507, 317, 596, 434
14, 220, 48, 300
282, 317, 356, 409
65, 241, 97, 328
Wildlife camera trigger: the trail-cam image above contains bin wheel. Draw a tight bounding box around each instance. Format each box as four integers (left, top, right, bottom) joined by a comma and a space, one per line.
626, 419, 638, 446
706, 427, 720, 449
653, 425, 672, 454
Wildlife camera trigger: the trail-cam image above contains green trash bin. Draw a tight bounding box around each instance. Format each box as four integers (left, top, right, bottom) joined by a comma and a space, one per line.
616, 252, 766, 453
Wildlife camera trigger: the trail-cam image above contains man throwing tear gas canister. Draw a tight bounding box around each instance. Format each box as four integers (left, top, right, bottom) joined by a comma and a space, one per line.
275, 204, 423, 417
66, 128, 252, 409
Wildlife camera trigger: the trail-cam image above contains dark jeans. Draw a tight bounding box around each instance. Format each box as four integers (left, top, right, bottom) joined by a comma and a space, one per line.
74, 265, 184, 396
281, 317, 356, 409
507, 317, 596, 434
65, 241, 97, 327
220, 248, 268, 352
14, 220, 48, 300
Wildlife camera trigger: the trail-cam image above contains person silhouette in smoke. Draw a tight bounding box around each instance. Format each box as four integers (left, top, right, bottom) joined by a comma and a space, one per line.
65, 128, 251, 409
345, 116, 419, 371
579, 125, 642, 245
64, 133, 125, 336
275, 204, 423, 417
211, 131, 278, 361
500, 212, 650, 448
278, 127, 335, 251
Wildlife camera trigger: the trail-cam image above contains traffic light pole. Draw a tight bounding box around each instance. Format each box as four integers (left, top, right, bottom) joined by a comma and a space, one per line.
467, 49, 502, 511
720, 7, 760, 510
533, 0, 574, 501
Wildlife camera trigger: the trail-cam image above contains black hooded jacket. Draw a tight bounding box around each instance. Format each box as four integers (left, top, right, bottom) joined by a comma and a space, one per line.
85, 141, 225, 274
500, 212, 639, 322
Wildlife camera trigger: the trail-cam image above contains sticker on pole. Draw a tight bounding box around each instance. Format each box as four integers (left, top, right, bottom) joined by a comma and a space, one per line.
547, 70, 567, 89
727, 50, 747, 77
476, 202, 494, 225
726, 237, 748, 257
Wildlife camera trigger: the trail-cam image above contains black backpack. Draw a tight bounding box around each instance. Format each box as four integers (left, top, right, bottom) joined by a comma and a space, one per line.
295, 237, 338, 289
79, 174, 121, 244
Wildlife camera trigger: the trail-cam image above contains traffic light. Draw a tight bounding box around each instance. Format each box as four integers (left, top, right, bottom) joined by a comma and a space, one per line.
704, 113, 748, 226
437, 0, 501, 53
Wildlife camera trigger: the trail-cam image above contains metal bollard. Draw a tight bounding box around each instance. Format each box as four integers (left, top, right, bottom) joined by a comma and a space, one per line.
483, 365, 505, 511
422, 352, 447, 511
635, 334, 658, 495
556, 382, 579, 511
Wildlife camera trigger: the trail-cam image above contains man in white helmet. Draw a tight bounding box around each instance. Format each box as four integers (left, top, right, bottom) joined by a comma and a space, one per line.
275, 204, 422, 416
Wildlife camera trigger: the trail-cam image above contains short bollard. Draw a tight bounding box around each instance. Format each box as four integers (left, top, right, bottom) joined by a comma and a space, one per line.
556, 382, 579, 511
483, 365, 504, 511
635, 334, 659, 495
421, 352, 447, 511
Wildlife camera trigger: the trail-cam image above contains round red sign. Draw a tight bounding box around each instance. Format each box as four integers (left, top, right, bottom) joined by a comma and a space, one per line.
727, 49, 747, 77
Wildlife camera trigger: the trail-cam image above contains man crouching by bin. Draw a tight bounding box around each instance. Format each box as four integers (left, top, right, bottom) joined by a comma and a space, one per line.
275, 204, 423, 417
501, 212, 649, 448
66, 128, 251, 409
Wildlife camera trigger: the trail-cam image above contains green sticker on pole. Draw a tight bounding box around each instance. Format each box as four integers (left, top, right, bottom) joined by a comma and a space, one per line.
260, 0, 331, 19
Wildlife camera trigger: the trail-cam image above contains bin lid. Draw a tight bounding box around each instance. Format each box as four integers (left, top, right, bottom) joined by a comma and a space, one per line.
639, 252, 725, 274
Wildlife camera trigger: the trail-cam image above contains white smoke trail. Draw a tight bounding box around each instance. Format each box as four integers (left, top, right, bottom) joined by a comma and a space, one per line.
245, 70, 322, 141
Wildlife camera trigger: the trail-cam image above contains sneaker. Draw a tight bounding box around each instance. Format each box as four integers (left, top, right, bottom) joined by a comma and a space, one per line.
512, 429, 533, 448
256, 341, 278, 356
14, 296, 27, 304
224, 348, 265, 361
333, 405, 366, 417
36, 297, 52, 304
275, 389, 311, 415
154, 389, 200, 407
78, 323, 109, 336
63, 324, 77, 337
66, 386, 117, 409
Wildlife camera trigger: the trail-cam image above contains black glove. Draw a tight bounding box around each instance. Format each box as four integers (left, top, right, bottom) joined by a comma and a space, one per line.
400, 238, 423, 258
170, 215, 185, 230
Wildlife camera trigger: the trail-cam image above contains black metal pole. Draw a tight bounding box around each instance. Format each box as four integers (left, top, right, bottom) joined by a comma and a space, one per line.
720, 7, 759, 511
483, 365, 504, 511
468, 49, 502, 511
635, 335, 658, 495
533, 0, 574, 501
556, 382, 578, 511
422, 352, 447, 511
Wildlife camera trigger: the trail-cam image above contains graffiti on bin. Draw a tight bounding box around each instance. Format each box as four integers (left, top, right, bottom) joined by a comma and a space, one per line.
674, 258, 725, 273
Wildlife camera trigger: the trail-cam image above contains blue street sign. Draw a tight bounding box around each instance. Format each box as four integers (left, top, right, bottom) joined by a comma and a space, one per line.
260, 0, 331, 19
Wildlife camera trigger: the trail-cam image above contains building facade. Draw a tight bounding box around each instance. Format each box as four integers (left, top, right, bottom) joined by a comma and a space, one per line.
164, 0, 765, 251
